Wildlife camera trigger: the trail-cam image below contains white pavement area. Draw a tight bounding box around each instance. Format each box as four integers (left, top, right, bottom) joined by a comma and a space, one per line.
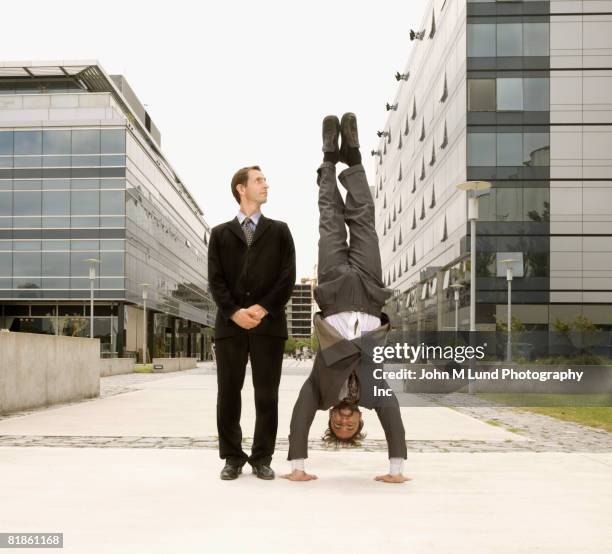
0, 364, 610, 553
0, 373, 526, 442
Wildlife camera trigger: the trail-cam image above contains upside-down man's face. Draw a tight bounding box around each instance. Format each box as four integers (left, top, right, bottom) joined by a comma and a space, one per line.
329, 402, 362, 440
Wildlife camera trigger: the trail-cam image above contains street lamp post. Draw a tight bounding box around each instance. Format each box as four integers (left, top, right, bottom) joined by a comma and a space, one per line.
139, 283, 151, 363
455, 181, 492, 332
84, 258, 100, 339
449, 283, 463, 337
500, 259, 515, 362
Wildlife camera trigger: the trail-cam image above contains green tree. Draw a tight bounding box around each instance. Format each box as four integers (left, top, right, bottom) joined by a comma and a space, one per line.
284, 336, 297, 355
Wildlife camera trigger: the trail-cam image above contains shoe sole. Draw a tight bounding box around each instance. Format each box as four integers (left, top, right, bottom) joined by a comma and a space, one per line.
340, 112, 360, 149
322, 115, 340, 153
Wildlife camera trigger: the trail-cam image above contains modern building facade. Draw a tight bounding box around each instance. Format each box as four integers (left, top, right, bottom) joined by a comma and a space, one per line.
375, 0, 612, 333
286, 279, 315, 338
0, 61, 215, 360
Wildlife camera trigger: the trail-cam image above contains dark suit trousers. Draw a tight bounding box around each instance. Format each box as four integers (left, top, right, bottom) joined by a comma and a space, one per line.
317, 162, 384, 289
215, 332, 285, 466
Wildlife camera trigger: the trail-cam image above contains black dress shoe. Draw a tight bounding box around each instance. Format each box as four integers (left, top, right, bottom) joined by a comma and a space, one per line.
251, 464, 275, 480
322, 115, 340, 154
220, 463, 242, 480
339, 112, 360, 164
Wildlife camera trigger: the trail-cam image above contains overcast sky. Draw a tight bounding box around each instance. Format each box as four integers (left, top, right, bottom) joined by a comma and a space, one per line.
4, 0, 428, 278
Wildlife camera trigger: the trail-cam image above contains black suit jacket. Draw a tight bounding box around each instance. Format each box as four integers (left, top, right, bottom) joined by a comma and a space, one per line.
208, 214, 296, 339
287, 313, 407, 460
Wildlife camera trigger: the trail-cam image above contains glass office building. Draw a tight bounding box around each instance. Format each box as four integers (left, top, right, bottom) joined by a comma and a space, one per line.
375, 1, 612, 333
0, 61, 215, 359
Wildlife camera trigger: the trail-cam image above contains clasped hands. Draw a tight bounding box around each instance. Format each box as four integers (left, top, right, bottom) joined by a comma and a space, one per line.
231, 304, 268, 329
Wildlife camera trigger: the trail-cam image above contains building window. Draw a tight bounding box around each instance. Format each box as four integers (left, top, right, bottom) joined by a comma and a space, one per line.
524, 78, 549, 111
497, 78, 523, 111
524, 22, 549, 56
497, 23, 523, 57
523, 132, 550, 166
497, 133, 523, 166
467, 133, 496, 166
72, 130, 100, 155
14, 131, 42, 155
496, 188, 523, 221
467, 24, 496, 57
468, 23, 549, 57
468, 131, 549, 166
468, 79, 496, 111
43, 131, 71, 155
470, 77, 549, 112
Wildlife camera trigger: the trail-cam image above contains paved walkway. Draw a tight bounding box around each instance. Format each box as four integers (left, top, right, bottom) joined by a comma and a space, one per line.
0, 361, 610, 553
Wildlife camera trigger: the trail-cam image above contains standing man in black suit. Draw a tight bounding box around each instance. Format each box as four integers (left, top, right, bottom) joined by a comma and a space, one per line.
208, 165, 296, 481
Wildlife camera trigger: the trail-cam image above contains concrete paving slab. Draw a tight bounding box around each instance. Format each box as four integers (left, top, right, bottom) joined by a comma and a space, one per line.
0, 373, 525, 442
0, 447, 609, 554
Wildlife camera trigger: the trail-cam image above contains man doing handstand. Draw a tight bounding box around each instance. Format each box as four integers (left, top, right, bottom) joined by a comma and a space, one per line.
283, 113, 409, 484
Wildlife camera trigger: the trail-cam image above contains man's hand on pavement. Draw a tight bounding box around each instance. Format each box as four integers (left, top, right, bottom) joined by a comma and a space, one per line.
280, 470, 318, 482
231, 308, 261, 330
374, 474, 411, 484
245, 304, 268, 321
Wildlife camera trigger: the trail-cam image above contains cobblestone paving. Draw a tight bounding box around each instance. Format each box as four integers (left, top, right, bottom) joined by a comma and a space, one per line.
1, 362, 610, 453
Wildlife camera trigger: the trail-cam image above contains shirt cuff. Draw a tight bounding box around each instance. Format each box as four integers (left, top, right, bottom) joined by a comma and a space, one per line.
291, 459, 305, 472
389, 458, 404, 476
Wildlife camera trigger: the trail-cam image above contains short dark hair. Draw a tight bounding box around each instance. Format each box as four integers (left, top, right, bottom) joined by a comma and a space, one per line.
230, 165, 261, 204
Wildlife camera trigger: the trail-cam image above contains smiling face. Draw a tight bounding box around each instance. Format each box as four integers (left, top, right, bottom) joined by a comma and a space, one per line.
328, 402, 363, 441
236, 168, 268, 207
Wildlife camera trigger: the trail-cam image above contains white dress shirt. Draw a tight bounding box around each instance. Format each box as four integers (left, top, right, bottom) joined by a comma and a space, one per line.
291, 311, 405, 476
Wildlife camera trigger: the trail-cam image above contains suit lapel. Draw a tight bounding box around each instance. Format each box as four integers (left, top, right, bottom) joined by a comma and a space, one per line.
250, 214, 272, 246
227, 217, 247, 245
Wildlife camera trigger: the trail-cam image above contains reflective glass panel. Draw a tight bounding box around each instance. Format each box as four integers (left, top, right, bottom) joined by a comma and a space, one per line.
524, 188, 549, 222
43, 130, 71, 155
101, 129, 125, 154
467, 24, 496, 57
468, 133, 496, 166
14, 131, 42, 155
0, 132, 13, 155
71, 191, 99, 215
497, 23, 523, 57
13, 252, 41, 276
71, 130, 100, 154
496, 188, 523, 221
42, 252, 69, 276
42, 191, 70, 215
100, 191, 125, 215
0, 191, 11, 215
468, 79, 496, 111
524, 78, 549, 111
523, 133, 550, 166
100, 252, 124, 276
524, 23, 549, 56
497, 133, 523, 166
497, 78, 523, 111
13, 191, 42, 215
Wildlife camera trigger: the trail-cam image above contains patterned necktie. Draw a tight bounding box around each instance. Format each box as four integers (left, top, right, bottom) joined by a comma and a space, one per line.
242, 217, 254, 246
346, 370, 360, 403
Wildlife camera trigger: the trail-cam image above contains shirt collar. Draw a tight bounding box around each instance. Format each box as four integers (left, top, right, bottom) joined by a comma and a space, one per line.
237, 210, 262, 226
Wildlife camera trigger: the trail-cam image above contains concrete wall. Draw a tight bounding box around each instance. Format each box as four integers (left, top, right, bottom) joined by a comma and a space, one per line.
152, 357, 198, 372
0, 331, 100, 415
100, 358, 135, 377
